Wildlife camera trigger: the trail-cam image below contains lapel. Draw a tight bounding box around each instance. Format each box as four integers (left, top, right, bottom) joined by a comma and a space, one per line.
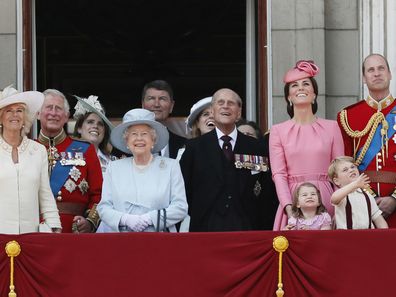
202, 130, 225, 181
168, 130, 186, 159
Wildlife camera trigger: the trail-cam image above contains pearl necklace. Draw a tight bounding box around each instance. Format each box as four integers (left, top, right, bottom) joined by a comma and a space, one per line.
132, 155, 153, 172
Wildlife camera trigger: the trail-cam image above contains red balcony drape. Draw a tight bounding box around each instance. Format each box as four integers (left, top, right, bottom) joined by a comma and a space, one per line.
0, 230, 394, 297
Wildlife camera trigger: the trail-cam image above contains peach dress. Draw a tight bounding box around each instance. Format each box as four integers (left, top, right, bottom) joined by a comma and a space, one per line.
269, 118, 344, 230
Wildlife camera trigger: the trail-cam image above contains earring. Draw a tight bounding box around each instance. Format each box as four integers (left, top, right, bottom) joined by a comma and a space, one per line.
0, 124, 2, 128
289, 100, 292, 107
22, 124, 25, 128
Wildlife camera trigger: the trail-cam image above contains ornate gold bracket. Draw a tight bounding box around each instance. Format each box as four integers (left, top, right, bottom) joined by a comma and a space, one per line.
273, 236, 289, 297
5, 241, 21, 297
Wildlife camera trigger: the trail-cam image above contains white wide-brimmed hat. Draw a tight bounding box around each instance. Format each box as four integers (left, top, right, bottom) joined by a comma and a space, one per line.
185, 96, 212, 132
73, 95, 115, 130
0, 85, 44, 121
110, 108, 169, 154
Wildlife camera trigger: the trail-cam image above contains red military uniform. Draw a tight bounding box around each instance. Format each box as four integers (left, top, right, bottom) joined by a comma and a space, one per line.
38, 129, 103, 232
337, 94, 396, 226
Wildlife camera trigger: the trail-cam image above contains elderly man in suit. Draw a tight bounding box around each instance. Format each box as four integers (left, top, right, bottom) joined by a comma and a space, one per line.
141, 80, 185, 158
180, 88, 274, 231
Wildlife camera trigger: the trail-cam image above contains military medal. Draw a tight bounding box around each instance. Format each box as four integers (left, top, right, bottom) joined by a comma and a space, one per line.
60, 151, 86, 166
78, 179, 89, 195
64, 178, 77, 193
69, 166, 82, 181
75, 152, 86, 166
253, 180, 262, 196
60, 152, 68, 165
235, 161, 243, 169
234, 154, 269, 172
47, 146, 59, 174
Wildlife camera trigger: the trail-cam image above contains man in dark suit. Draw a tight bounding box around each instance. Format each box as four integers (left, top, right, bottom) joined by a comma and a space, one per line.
141, 80, 185, 158
180, 88, 274, 231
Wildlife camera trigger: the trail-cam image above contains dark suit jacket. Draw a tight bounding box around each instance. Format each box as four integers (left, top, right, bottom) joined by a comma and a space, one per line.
180, 129, 274, 231
168, 130, 186, 159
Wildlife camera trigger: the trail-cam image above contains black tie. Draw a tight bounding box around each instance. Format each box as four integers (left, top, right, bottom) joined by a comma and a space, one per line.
221, 135, 233, 161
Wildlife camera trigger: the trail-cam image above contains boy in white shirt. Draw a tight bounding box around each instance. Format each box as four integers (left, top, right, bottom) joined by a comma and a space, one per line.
328, 156, 388, 229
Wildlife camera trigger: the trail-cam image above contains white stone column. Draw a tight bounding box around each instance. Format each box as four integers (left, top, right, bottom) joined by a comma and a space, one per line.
361, 0, 396, 97
0, 0, 18, 88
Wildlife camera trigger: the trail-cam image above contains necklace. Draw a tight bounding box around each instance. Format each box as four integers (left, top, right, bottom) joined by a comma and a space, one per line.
132, 155, 153, 172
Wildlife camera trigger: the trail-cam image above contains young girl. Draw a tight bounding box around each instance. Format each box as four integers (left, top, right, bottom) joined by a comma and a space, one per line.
284, 182, 332, 230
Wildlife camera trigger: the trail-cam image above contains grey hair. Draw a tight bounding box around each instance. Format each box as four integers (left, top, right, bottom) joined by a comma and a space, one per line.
43, 89, 70, 113
211, 88, 243, 107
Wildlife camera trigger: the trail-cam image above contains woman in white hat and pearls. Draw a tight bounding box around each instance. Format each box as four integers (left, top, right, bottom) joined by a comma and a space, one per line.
97, 108, 188, 232
0, 85, 61, 234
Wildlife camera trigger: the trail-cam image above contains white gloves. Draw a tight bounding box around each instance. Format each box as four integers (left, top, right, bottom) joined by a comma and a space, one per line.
120, 214, 152, 232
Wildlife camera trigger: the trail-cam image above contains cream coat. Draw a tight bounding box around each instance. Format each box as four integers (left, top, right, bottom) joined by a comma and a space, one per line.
0, 136, 61, 234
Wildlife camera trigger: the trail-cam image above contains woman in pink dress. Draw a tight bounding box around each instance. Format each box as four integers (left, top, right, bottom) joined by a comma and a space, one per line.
270, 60, 344, 230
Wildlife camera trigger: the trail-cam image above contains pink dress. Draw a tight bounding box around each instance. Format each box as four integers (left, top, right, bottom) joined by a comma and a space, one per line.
269, 118, 344, 230
287, 213, 332, 230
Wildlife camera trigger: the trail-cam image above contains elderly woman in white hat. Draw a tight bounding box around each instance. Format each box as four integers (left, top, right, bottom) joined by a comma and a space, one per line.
97, 108, 188, 232
0, 85, 61, 234
72, 95, 116, 173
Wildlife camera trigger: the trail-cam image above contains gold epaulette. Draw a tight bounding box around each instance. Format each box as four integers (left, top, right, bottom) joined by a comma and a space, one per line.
339, 109, 387, 165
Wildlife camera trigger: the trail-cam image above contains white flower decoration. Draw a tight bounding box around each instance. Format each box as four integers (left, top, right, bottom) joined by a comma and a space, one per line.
73, 95, 105, 119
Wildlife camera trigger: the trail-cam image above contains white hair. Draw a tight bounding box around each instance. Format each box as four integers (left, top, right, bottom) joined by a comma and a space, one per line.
43, 89, 70, 113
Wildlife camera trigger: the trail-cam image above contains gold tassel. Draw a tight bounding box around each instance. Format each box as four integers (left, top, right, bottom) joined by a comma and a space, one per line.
273, 236, 289, 297
5, 241, 21, 297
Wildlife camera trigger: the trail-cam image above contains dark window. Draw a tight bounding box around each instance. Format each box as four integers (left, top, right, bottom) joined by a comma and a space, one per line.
35, 0, 246, 118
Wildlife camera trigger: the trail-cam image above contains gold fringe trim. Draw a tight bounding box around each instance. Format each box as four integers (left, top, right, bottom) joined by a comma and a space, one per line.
339, 110, 388, 165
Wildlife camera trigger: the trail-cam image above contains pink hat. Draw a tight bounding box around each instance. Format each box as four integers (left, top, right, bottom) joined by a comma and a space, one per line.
283, 60, 320, 83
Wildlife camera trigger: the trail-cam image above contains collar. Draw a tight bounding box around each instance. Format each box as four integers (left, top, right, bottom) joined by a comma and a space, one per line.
38, 129, 67, 146
366, 94, 394, 111
215, 126, 238, 142
0, 135, 29, 153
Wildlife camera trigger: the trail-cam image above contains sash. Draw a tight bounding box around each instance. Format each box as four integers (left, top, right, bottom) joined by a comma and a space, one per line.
358, 106, 396, 171
50, 140, 90, 197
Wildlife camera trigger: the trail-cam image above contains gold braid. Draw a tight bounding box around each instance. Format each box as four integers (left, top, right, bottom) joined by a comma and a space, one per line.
339, 110, 386, 166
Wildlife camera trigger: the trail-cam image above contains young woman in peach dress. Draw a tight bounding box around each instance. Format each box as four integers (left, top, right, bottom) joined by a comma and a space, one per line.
270, 60, 344, 230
